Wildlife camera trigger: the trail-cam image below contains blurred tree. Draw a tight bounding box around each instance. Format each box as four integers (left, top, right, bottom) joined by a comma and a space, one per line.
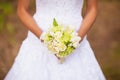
0, 1, 15, 33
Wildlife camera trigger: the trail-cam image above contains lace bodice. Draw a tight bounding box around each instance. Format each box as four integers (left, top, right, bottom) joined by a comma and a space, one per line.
36, 0, 84, 18
33, 0, 84, 31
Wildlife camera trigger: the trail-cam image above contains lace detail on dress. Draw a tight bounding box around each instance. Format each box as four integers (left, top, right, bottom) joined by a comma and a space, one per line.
36, 0, 83, 18
32, 0, 84, 32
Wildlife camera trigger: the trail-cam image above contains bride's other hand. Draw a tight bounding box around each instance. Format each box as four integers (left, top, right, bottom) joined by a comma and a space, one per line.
17, 0, 43, 39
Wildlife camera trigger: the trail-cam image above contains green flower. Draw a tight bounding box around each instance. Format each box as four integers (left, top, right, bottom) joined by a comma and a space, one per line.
60, 31, 72, 43
57, 46, 75, 57
44, 33, 53, 42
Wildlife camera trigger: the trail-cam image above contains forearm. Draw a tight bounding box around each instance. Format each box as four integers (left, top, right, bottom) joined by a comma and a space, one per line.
17, 9, 42, 38
78, 0, 97, 40
17, 0, 42, 39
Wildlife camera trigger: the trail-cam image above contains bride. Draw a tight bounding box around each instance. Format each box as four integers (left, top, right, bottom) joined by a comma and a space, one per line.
4, 0, 106, 80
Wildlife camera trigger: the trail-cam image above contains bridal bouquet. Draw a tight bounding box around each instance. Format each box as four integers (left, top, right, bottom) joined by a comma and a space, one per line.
40, 18, 81, 63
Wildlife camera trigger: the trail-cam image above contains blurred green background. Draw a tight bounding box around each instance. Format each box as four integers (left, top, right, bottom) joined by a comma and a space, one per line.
0, 0, 120, 80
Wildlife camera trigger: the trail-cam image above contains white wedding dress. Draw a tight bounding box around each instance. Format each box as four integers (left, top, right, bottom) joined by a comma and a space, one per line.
4, 0, 106, 80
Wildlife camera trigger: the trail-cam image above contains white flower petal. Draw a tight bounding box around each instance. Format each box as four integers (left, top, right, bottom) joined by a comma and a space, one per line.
40, 32, 47, 40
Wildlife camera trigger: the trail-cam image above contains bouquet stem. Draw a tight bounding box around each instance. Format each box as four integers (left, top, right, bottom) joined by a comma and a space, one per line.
58, 57, 65, 64
55, 54, 65, 64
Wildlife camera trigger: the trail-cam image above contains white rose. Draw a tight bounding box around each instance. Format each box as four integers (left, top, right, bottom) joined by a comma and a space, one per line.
71, 32, 78, 36
54, 31, 62, 38
71, 36, 81, 43
49, 31, 55, 36
54, 47, 60, 53
73, 42, 79, 48
57, 43, 67, 51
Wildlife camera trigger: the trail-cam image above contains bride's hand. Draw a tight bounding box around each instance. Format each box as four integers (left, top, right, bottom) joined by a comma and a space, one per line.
39, 32, 44, 43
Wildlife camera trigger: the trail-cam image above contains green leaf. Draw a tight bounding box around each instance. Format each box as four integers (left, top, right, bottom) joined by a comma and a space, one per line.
53, 18, 58, 26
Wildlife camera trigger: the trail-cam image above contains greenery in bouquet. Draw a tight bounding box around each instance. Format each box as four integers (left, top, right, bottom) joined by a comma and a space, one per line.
40, 18, 81, 63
